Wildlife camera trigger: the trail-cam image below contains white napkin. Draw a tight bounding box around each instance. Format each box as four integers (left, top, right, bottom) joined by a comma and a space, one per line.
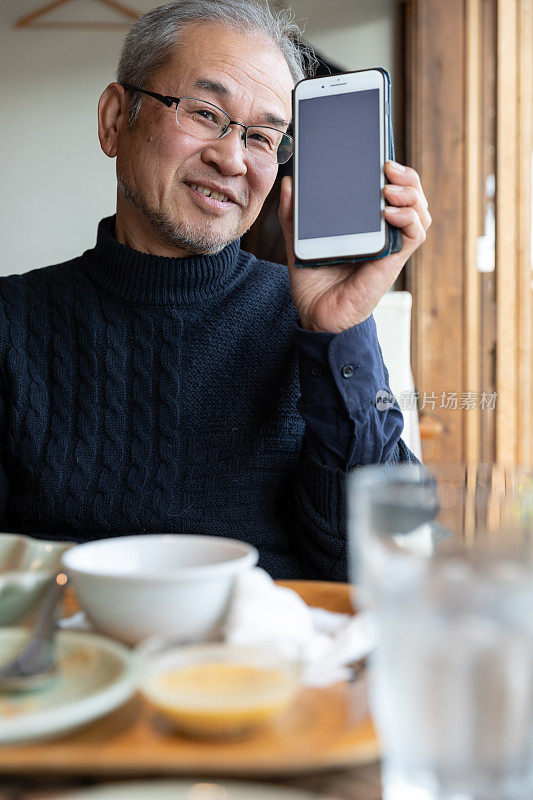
58, 610, 93, 631
224, 568, 377, 687
59, 568, 377, 687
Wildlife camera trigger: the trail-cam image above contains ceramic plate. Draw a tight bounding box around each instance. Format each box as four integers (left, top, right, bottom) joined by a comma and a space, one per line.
0, 629, 136, 744
57, 780, 333, 799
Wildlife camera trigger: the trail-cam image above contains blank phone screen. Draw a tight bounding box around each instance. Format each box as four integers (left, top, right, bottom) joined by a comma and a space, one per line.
297, 89, 381, 239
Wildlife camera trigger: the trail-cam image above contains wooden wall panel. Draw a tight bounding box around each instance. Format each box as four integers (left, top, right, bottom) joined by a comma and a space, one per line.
517, 0, 533, 466
479, 0, 497, 464
495, 0, 519, 462
465, 0, 482, 461
406, 0, 532, 466
406, 0, 467, 463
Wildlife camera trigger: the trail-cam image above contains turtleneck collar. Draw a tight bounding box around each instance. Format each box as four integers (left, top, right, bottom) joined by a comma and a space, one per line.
83, 215, 243, 305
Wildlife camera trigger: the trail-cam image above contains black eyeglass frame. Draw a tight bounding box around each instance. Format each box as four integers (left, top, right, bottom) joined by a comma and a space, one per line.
122, 84, 293, 164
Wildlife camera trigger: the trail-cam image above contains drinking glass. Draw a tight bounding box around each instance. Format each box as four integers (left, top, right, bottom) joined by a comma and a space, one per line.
348, 463, 533, 800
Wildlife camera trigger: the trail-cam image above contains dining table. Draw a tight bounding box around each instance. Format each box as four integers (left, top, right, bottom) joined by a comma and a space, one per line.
0, 581, 383, 800
0, 763, 382, 800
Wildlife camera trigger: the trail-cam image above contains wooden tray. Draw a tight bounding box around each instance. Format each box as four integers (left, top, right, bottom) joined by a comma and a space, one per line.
0, 581, 378, 778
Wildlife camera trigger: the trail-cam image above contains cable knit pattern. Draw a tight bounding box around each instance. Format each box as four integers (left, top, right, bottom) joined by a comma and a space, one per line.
0, 278, 28, 472
25, 298, 50, 505
91, 292, 127, 527
64, 263, 100, 529
0, 392, 7, 518
152, 308, 182, 527
41, 280, 74, 520
121, 310, 153, 528
0, 216, 417, 579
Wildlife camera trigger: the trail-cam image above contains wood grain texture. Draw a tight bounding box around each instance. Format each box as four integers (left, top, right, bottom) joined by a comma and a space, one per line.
465, 0, 482, 461
479, 0, 497, 464
495, 0, 519, 462
406, 0, 532, 465
517, 0, 533, 467
406, 0, 467, 463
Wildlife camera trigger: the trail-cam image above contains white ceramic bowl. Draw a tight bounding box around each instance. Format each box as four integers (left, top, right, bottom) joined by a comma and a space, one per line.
62, 535, 258, 646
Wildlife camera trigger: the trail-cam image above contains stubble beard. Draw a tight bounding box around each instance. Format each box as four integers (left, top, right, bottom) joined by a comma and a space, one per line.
117, 174, 244, 256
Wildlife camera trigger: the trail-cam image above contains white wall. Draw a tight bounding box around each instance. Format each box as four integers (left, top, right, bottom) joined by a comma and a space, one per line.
289, 0, 394, 75
0, 0, 155, 276
0, 0, 394, 276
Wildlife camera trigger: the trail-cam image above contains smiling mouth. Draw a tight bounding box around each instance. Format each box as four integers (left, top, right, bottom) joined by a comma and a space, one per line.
186, 182, 232, 203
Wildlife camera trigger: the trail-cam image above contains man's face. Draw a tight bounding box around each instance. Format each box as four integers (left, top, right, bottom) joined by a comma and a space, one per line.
115, 22, 294, 256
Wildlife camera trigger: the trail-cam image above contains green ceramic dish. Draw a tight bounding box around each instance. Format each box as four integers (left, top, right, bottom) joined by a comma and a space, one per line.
0, 533, 71, 625
0, 628, 136, 743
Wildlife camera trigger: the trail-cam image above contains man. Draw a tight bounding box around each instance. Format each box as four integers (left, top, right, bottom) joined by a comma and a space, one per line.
0, 0, 430, 581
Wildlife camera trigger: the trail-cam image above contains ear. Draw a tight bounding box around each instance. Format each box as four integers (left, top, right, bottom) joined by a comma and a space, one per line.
98, 82, 128, 158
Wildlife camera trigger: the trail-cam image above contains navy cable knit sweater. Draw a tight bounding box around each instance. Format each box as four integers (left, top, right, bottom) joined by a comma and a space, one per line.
0, 217, 416, 580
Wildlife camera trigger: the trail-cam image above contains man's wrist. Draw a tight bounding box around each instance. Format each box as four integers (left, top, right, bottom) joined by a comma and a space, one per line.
298, 313, 371, 334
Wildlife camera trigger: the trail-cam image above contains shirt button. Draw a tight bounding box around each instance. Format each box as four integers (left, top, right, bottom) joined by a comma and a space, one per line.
310, 365, 322, 377
341, 364, 355, 379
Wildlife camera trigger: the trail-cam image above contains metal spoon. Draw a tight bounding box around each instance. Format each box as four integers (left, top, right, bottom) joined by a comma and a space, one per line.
0, 574, 68, 691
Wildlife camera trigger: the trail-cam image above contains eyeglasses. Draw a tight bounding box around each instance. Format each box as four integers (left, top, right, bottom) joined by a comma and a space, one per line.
122, 84, 294, 165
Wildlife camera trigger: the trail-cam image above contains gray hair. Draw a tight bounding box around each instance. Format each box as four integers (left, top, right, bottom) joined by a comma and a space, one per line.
116, 0, 316, 125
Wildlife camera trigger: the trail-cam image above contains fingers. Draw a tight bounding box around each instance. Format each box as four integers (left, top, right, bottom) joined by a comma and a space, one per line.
383, 183, 432, 231
385, 161, 429, 208
383, 162, 431, 246
383, 204, 426, 256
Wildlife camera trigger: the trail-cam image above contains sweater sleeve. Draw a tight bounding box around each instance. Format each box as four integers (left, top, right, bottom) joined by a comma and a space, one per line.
293, 438, 418, 582
292, 317, 420, 581
294, 316, 405, 467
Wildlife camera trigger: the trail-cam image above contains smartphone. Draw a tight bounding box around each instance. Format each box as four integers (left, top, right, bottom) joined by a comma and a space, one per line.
293, 68, 390, 265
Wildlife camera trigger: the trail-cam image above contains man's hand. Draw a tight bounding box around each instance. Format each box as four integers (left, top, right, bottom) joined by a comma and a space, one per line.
278, 161, 431, 333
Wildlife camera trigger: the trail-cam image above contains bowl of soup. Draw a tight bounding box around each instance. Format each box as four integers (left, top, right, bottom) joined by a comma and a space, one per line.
138, 639, 300, 738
